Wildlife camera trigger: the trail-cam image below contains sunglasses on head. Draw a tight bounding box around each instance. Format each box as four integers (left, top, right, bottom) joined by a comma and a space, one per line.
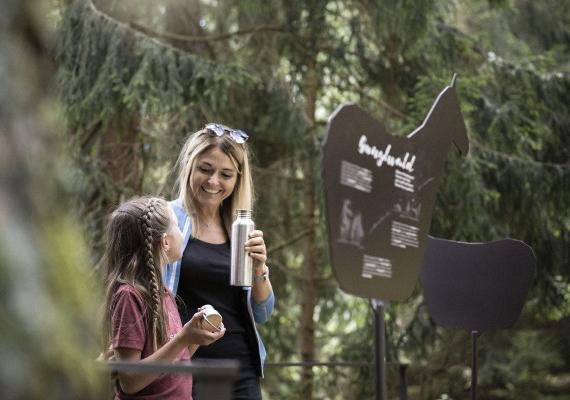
205, 123, 249, 144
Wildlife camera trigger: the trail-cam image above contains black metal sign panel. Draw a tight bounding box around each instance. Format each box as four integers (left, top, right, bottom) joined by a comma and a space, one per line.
322, 77, 468, 300
420, 236, 536, 332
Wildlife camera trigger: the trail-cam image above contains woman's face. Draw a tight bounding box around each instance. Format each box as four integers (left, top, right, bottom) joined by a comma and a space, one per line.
190, 146, 238, 212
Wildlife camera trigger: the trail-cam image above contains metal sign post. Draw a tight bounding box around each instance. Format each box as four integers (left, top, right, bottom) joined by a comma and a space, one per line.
471, 331, 479, 400
372, 299, 388, 400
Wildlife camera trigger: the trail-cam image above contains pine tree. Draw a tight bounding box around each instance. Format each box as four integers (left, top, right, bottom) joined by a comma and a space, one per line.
55, 0, 569, 398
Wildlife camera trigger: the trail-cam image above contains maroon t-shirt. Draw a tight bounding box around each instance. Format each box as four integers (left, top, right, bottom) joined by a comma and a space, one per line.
111, 284, 192, 399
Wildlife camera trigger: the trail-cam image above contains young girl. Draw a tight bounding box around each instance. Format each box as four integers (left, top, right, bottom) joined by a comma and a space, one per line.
101, 196, 225, 399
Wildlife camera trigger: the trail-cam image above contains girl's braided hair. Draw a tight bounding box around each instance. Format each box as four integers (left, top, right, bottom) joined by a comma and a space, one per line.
140, 198, 168, 351
102, 196, 171, 353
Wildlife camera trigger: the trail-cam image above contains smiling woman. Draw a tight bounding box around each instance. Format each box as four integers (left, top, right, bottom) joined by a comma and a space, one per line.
163, 124, 275, 400
190, 147, 238, 222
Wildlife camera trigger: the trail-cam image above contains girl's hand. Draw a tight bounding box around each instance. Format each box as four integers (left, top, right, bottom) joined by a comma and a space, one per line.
183, 311, 225, 346
245, 230, 267, 273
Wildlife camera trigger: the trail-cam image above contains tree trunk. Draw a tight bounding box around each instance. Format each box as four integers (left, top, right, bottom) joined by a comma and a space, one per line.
85, 116, 143, 258
101, 117, 143, 196
300, 55, 318, 400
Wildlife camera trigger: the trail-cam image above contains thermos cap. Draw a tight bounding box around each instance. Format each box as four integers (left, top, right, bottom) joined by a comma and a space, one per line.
236, 209, 252, 218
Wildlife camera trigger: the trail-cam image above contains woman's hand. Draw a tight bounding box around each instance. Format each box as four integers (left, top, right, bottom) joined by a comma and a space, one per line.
183, 311, 225, 346
245, 230, 267, 273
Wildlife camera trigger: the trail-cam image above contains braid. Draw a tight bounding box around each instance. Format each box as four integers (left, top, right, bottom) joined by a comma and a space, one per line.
141, 198, 165, 351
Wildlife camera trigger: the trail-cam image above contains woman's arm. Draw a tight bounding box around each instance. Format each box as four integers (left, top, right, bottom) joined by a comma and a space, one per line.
251, 289, 275, 323
252, 264, 273, 303
245, 230, 274, 303
115, 312, 225, 394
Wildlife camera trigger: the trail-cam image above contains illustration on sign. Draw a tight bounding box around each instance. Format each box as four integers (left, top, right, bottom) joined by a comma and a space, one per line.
338, 199, 365, 248
322, 75, 469, 300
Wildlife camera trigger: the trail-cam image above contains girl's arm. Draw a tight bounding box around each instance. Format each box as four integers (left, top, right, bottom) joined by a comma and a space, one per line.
186, 323, 225, 358
115, 312, 225, 395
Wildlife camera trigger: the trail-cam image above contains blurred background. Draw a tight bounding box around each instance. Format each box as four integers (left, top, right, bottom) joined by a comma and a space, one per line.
1, 0, 568, 399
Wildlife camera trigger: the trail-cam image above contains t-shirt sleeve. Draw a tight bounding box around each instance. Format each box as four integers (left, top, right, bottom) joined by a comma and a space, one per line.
111, 287, 147, 351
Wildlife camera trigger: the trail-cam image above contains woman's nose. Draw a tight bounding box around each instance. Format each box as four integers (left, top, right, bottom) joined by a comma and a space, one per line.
207, 175, 219, 185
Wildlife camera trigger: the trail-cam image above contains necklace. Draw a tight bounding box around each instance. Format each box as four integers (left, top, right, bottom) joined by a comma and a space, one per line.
200, 218, 219, 229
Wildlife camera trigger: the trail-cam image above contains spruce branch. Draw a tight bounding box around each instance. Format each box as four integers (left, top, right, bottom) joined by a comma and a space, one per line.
471, 139, 570, 171
270, 259, 335, 284
267, 228, 313, 255
129, 21, 287, 44
252, 165, 305, 183
354, 86, 411, 120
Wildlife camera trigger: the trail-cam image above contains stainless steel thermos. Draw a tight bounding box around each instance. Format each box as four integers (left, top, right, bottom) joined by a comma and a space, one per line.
230, 209, 255, 286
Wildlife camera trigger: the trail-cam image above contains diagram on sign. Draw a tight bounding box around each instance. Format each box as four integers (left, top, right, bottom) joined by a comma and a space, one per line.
338, 199, 364, 248
393, 196, 421, 222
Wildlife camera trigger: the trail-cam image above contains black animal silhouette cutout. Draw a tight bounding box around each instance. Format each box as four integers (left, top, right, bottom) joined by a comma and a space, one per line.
322, 76, 468, 300
420, 236, 536, 331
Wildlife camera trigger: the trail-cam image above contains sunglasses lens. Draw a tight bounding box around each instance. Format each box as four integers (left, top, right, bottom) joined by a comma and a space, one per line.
231, 130, 248, 144
205, 123, 225, 137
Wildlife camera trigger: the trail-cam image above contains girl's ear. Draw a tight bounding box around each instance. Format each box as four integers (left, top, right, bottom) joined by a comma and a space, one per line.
161, 232, 170, 252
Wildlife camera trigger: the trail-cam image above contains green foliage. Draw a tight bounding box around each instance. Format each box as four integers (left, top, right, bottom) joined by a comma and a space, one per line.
480, 330, 564, 400
1, 1, 105, 396
56, 1, 253, 131
54, 0, 569, 398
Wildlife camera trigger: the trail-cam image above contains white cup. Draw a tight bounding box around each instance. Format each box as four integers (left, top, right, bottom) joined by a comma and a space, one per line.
200, 304, 223, 332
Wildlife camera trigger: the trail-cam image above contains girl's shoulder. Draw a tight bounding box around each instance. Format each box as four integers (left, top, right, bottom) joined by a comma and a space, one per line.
112, 283, 145, 307
115, 282, 137, 293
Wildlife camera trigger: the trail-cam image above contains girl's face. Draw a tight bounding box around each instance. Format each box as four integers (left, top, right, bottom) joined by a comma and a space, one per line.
190, 146, 238, 212
164, 207, 184, 264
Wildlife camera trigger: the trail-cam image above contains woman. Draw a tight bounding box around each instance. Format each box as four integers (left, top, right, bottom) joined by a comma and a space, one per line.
164, 123, 275, 400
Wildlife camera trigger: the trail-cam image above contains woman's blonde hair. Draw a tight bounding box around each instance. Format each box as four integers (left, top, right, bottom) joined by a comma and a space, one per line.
101, 196, 171, 354
175, 127, 254, 237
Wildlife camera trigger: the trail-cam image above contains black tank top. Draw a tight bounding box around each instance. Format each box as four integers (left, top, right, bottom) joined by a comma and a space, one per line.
176, 237, 256, 364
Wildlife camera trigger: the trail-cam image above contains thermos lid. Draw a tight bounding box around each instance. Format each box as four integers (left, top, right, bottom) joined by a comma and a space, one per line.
235, 209, 252, 218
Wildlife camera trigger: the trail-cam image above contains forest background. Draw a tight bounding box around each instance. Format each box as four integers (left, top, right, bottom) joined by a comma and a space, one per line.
1, 0, 568, 399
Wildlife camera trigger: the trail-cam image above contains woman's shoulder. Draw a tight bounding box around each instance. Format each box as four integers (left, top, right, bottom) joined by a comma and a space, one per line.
168, 199, 190, 220
168, 198, 185, 213
168, 199, 192, 236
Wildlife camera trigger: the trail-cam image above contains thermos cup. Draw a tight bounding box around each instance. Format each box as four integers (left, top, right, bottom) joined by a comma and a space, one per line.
230, 209, 255, 286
